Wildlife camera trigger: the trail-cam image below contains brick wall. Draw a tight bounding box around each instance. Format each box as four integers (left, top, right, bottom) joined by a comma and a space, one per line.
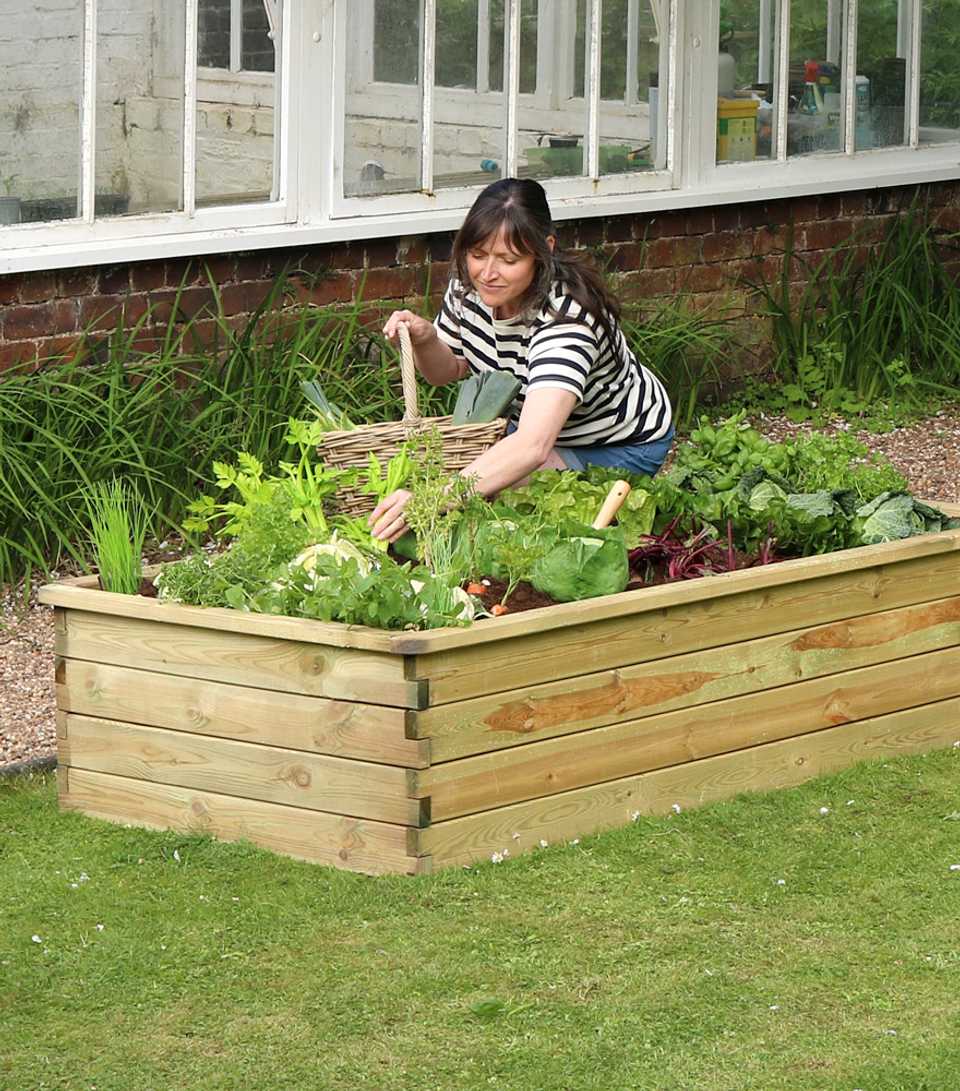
3, 180, 960, 377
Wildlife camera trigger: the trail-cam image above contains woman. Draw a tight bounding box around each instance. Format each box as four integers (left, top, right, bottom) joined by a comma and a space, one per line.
370, 178, 673, 542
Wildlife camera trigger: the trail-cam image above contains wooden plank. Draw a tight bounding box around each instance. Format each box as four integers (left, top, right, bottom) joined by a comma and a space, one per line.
414, 646, 960, 819
60, 714, 424, 826
39, 576, 397, 651
417, 595, 960, 760
57, 660, 426, 768
392, 525, 960, 654
413, 550, 960, 704
416, 695, 960, 867
55, 610, 423, 708
59, 767, 421, 875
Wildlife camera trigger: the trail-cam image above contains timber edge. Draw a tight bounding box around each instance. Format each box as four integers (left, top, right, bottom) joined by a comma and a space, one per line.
38, 509, 960, 655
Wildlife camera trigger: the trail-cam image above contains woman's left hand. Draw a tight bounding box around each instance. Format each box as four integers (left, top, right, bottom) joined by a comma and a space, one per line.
369, 489, 413, 542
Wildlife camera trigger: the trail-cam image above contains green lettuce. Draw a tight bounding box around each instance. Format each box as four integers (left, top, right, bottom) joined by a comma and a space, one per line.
530, 523, 629, 602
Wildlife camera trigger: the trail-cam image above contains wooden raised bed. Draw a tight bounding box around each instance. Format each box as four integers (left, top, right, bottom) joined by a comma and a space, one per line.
40, 507, 960, 875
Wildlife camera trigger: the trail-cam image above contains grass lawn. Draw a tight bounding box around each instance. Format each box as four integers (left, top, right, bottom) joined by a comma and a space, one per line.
2, 748, 960, 1091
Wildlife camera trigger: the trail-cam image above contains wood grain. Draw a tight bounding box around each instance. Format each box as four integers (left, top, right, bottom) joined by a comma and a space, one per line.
60, 767, 423, 875
415, 595, 960, 759
414, 646, 960, 819
416, 695, 960, 866
56, 610, 422, 707
57, 659, 426, 767
60, 714, 423, 826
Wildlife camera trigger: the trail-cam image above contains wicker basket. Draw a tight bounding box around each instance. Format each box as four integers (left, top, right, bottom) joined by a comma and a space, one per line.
317, 323, 508, 517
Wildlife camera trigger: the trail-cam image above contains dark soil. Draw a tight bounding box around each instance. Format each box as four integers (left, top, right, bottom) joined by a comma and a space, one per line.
469, 577, 557, 614
138, 577, 159, 598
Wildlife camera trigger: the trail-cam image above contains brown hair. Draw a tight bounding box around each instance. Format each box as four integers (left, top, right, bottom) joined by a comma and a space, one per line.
450, 178, 621, 343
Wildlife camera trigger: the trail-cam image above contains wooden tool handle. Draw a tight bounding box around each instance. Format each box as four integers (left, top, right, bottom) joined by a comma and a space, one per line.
592, 480, 631, 530
397, 323, 421, 422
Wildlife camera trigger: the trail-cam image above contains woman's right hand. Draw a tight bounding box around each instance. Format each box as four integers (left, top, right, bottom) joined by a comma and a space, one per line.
383, 309, 437, 348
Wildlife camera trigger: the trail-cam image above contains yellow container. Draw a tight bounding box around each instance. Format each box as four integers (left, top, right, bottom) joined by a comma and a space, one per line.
717, 97, 759, 162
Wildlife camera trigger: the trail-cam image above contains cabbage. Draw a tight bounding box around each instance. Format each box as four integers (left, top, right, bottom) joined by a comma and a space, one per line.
531, 523, 629, 602
291, 533, 373, 577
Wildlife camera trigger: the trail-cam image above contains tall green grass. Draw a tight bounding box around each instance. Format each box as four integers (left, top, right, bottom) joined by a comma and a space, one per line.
0, 275, 454, 587
745, 209, 960, 411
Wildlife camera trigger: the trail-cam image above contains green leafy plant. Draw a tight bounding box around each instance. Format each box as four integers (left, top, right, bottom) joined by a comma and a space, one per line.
82, 477, 148, 595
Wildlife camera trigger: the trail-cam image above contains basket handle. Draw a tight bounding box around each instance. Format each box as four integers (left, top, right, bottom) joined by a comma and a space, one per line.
397, 323, 420, 422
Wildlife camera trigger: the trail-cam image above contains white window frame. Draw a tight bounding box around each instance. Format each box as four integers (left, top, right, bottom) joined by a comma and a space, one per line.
3, 0, 960, 276
331, 0, 677, 219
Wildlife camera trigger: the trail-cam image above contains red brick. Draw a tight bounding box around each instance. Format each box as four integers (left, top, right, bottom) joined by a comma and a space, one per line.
19, 272, 59, 304
0, 275, 20, 305
359, 265, 417, 300
740, 200, 788, 230
840, 192, 867, 217
934, 207, 960, 233
130, 262, 169, 292
397, 237, 428, 265
702, 231, 753, 263
800, 219, 855, 252
34, 334, 83, 363
77, 294, 147, 333
607, 243, 645, 273
0, 339, 39, 372
364, 238, 402, 269
3, 299, 78, 340
235, 251, 278, 282
683, 207, 716, 235
217, 280, 274, 316
676, 263, 729, 294
604, 216, 633, 243
427, 233, 454, 263
58, 267, 98, 297
298, 273, 357, 307
752, 224, 789, 256
617, 267, 676, 301
99, 265, 131, 294
714, 205, 741, 232
327, 243, 366, 270
422, 260, 450, 295
646, 210, 688, 239
646, 236, 703, 269
576, 218, 604, 247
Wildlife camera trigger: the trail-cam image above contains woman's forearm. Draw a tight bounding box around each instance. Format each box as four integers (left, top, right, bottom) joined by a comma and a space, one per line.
459, 430, 552, 497
413, 334, 464, 386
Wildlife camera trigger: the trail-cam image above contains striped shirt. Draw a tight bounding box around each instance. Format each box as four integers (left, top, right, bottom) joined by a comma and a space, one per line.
434, 280, 672, 446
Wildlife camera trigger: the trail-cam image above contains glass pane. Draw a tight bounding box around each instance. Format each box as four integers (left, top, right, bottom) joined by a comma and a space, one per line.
858, 1, 906, 150
199, 0, 231, 68
716, 1, 778, 163
489, 0, 538, 93
437, 0, 478, 89
786, 1, 845, 157
920, 0, 960, 143
241, 0, 275, 73
519, 3, 589, 179
434, 1, 505, 190
97, 0, 185, 216
195, 2, 280, 206
346, 1, 422, 196
0, 0, 83, 224
374, 0, 420, 84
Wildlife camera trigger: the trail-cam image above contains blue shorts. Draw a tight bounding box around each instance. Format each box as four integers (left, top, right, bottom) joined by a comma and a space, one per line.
557, 425, 675, 478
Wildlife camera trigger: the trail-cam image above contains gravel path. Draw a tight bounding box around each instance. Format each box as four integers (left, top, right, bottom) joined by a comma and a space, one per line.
3, 408, 960, 771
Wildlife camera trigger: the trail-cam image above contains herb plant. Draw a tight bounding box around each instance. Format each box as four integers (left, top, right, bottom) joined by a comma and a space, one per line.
83, 477, 149, 595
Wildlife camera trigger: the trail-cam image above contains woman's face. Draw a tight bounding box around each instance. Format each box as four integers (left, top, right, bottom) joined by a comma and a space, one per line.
466, 227, 549, 318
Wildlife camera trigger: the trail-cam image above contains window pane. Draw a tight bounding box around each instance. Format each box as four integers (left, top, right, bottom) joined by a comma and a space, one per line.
489, 0, 538, 93
434, 1, 505, 190
0, 0, 83, 224
195, 2, 280, 207
374, 0, 420, 84
97, 1, 185, 216
858, 1, 906, 150
519, 2, 588, 180
241, 0, 275, 72
346, 1, 422, 196
199, 0, 231, 68
921, 0, 960, 142
437, 0, 478, 90
787, 1, 845, 157
716, 1, 778, 163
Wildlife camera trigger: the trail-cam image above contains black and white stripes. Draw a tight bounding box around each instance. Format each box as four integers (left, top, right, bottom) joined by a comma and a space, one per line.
434, 281, 672, 447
